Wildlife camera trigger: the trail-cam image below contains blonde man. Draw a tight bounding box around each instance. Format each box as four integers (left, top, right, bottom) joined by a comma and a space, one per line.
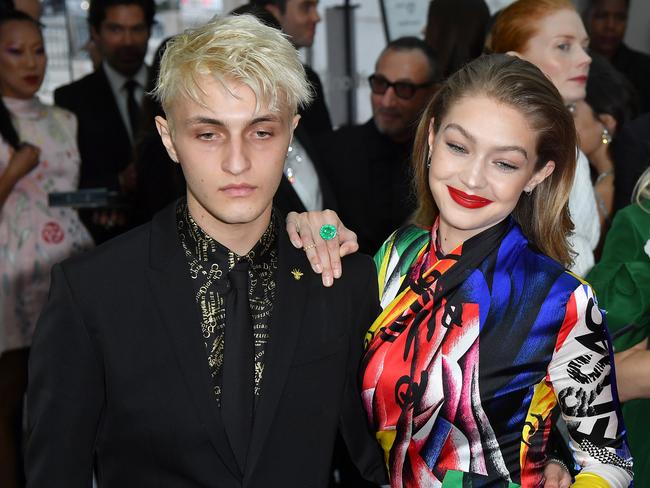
26, 15, 387, 488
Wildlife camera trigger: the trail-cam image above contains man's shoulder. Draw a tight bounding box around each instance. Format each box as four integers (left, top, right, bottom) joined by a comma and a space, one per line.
615, 44, 650, 71
303, 64, 322, 85
54, 70, 105, 106
61, 221, 151, 280
327, 119, 376, 146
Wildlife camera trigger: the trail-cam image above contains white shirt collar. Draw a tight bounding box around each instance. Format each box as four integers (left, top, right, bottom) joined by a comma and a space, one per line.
103, 60, 148, 93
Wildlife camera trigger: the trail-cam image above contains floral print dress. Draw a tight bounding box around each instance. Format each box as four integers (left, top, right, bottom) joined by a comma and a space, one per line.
0, 97, 93, 355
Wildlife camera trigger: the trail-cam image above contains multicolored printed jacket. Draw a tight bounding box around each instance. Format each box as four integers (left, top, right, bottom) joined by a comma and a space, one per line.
361, 221, 633, 487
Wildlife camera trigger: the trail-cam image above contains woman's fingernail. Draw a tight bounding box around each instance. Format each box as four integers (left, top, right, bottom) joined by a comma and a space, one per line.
333, 268, 341, 278
324, 275, 333, 287
313, 263, 322, 273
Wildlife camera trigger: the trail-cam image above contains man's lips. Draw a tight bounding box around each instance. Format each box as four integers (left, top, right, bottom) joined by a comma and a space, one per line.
23, 75, 40, 85
377, 109, 401, 120
447, 186, 493, 209
220, 184, 256, 197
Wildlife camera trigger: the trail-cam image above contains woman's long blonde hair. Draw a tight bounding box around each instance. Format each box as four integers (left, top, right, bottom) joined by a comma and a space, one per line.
411, 54, 577, 266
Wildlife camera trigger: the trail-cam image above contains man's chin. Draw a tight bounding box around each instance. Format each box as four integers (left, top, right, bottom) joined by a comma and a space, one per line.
111, 59, 146, 76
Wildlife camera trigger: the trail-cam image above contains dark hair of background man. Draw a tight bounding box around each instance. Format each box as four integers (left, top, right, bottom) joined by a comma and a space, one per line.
88, 0, 156, 29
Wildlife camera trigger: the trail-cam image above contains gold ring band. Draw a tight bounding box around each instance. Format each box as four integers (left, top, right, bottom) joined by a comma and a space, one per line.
303, 244, 316, 251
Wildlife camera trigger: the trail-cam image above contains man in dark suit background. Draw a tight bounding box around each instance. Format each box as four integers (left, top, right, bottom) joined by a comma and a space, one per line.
54, 0, 155, 243
26, 14, 386, 488
585, 0, 650, 113
253, 0, 332, 136
233, 2, 337, 216
318, 37, 440, 255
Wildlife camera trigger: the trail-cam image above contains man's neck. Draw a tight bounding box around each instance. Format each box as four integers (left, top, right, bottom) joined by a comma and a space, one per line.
187, 200, 272, 256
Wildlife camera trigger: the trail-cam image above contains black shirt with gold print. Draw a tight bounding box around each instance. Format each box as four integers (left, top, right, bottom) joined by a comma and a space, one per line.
176, 200, 278, 407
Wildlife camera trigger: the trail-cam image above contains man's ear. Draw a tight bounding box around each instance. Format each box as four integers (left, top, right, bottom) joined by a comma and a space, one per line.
288, 114, 300, 146
264, 3, 282, 22
291, 114, 300, 131
90, 25, 100, 43
155, 115, 179, 164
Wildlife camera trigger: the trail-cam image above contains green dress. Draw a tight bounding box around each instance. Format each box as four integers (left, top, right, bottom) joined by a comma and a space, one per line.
587, 200, 650, 486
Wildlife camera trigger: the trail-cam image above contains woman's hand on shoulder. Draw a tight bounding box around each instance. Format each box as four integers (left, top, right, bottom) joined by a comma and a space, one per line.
285, 210, 359, 287
6, 143, 40, 182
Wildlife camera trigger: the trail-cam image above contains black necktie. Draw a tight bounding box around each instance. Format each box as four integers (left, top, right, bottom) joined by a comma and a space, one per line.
222, 261, 255, 471
124, 79, 141, 137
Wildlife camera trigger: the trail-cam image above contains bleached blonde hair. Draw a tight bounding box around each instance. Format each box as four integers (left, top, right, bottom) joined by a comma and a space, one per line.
153, 14, 312, 121
633, 166, 650, 213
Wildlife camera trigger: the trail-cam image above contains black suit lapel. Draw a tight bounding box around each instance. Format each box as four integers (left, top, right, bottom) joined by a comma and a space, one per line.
244, 230, 310, 478
274, 176, 307, 215
145, 204, 241, 480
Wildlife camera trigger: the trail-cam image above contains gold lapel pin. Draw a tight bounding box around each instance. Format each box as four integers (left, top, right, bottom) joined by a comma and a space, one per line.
291, 268, 304, 280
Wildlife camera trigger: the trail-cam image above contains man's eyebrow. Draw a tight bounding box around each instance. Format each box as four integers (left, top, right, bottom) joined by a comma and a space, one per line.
250, 114, 282, 124
443, 123, 528, 159
183, 114, 283, 127
185, 116, 224, 127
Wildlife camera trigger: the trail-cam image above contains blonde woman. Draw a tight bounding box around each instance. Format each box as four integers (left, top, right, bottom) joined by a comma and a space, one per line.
287, 54, 632, 487
587, 166, 650, 486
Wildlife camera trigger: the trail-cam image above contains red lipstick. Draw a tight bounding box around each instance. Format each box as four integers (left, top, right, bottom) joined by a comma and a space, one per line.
447, 186, 493, 209
569, 75, 588, 84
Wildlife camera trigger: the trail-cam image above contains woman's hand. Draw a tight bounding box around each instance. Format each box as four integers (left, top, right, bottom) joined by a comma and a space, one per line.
0, 143, 41, 210
543, 460, 572, 488
614, 337, 650, 402
6, 143, 40, 182
285, 210, 359, 287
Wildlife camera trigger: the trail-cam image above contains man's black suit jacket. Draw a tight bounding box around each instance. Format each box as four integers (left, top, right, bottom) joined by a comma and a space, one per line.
54, 66, 134, 191
26, 203, 387, 487
317, 119, 416, 256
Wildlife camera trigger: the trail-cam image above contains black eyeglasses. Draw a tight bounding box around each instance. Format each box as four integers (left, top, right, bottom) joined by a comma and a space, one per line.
368, 74, 434, 100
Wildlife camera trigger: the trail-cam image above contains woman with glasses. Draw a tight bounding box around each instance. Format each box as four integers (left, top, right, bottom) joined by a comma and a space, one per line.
285, 54, 632, 487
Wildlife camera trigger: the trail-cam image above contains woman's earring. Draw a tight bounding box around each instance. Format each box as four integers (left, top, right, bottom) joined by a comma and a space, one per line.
601, 127, 612, 145
524, 186, 533, 195
426, 151, 431, 168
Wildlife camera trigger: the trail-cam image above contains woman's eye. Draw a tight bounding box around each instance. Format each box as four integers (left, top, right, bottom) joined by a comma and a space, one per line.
446, 142, 466, 153
495, 160, 517, 172
557, 43, 570, 52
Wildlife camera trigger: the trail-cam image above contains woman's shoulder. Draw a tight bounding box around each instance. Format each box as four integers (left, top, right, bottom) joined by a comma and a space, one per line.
375, 224, 429, 268
385, 224, 429, 251
48, 103, 77, 126
508, 225, 585, 293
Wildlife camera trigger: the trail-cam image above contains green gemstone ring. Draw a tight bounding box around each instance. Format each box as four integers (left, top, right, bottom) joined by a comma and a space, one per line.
319, 224, 337, 241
